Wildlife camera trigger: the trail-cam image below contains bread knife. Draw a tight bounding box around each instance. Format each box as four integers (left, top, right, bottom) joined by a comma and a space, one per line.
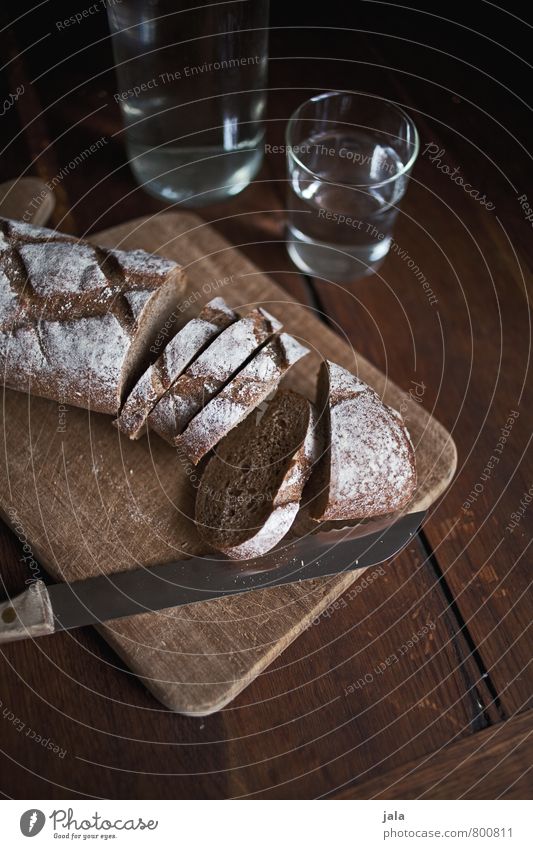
0, 511, 425, 644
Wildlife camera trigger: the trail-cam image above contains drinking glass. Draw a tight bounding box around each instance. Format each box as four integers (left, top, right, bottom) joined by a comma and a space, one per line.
108, 0, 269, 206
285, 91, 419, 281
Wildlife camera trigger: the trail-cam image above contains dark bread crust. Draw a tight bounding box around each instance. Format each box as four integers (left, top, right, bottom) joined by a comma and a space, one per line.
147, 307, 282, 445
0, 217, 185, 414
115, 298, 236, 438
177, 332, 310, 465
302, 359, 331, 520
307, 360, 417, 521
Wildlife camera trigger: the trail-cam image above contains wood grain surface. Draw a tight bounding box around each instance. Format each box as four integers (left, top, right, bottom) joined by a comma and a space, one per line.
0, 211, 455, 715
0, 1, 531, 799
271, 42, 533, 721
333, 711, 533, 800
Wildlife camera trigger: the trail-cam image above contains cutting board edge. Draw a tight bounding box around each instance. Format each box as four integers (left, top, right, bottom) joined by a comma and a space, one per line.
0, 210, 458, 716
413, 434, 457, 511
100, 571, 359, 716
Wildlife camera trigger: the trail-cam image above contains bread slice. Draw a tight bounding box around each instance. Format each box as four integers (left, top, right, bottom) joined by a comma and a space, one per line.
114, 297, 236, 439
195, 390, 318, 559
176, 332, 310, 464
0, 217, 185, 415
147, 307, 282, 445
307, 361, 417, 521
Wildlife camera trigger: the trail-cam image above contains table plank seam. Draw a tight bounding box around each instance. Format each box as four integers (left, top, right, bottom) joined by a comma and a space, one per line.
418, 529, 507, 723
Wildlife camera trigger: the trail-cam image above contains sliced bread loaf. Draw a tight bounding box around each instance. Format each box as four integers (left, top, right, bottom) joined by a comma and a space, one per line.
147, 307, 282, 445
115, 297, 236, 439
195, 390, 318, 559
307, 360, 417, 521
0, 217, 185, 414
176, 333, 310, 464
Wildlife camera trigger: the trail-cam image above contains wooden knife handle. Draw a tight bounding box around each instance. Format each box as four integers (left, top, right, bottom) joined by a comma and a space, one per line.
0, 581, 55, 643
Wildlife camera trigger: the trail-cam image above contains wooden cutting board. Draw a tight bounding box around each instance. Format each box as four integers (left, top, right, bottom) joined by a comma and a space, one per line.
0, 211, 457, 715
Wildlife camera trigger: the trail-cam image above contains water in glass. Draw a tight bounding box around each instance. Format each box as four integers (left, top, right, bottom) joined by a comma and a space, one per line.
108, 1, 269, 206
287, 129, 408, 280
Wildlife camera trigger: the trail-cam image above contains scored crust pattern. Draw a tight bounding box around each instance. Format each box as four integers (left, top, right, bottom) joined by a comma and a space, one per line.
115, 297, 237, 439
147, 307, 282, 445
177, 332, 310, 464
0, 218, 183, 414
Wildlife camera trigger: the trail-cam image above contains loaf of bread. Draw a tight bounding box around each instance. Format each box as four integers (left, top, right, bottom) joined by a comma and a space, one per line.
115, 297, 236, 439
307, 361, 417, 521
177, 332, 310, 465
0, 217, 185, 414
1, 217, 418, 543
147, 307, 282, 445
195, 390, 318, 559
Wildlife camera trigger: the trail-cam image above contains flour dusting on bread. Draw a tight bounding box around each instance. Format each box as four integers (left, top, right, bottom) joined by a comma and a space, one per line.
308, 361, 416, 521
0, 217, 185, 414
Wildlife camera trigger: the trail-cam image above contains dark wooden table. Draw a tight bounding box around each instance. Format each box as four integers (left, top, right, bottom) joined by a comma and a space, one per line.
0, 1, 531, 799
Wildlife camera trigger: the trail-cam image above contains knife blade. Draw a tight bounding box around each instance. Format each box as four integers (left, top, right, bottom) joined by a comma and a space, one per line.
0, 511, 425, 643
